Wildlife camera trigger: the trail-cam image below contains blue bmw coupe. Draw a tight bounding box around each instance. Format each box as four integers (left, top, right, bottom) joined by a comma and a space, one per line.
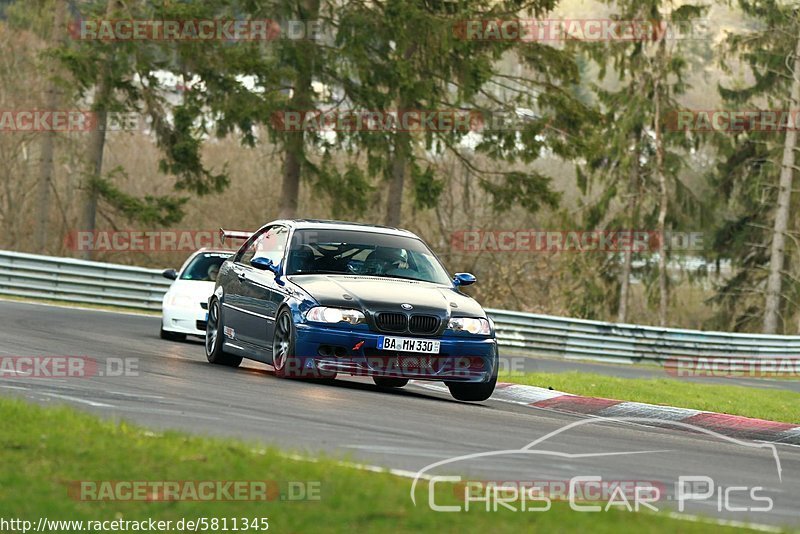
205, 219, 498, 401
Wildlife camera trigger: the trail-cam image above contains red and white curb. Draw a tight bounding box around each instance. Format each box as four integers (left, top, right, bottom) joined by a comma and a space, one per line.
412, 381, 800, 446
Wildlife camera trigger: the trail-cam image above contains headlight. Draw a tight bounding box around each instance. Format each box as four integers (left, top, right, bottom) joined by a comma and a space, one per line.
167, 294, 195, 308
448, 317, 491, 335
306, 307, 365, 325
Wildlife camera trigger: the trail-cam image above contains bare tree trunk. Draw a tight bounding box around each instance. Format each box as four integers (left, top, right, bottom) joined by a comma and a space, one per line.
654, 73, 668, 326
278, 0, 318, 220
617, 138, 640, 323
462, 159, 471, 214
35, 0, 67, 253
277, 81, 309, 220
82, 100, 108, 260
384, 40, 417, 227
764, 34, 800, 334
81, 0, 120, 260
385, 128, 410, 227
279, 133, 304, 219
795, 256, 800, 333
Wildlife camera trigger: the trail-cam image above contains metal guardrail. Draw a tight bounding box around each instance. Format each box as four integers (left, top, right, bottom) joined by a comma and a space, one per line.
0, 250, 171, 311
487, 308, 800, 364
1, 250, 797, 365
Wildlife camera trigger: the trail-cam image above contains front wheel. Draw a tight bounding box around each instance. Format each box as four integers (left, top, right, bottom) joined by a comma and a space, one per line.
446, 373, 497, 402
272, 309, 302, 378
205, 299, 242, 368
272, 309, 336, 380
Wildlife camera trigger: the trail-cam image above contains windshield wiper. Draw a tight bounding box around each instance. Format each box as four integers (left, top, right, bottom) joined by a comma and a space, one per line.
289, 271, 435, 283
288, 270, 353, 276
375, 273, 431, 282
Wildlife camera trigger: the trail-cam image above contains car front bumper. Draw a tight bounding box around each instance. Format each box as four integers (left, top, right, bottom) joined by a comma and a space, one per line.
294, 323, 498, 382
162, 304, 208, 336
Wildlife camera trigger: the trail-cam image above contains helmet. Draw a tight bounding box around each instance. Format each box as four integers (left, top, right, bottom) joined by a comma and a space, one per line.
365, 247, 408, 273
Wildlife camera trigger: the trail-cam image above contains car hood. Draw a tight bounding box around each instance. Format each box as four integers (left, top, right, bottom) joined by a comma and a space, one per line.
289, 275, 486, 317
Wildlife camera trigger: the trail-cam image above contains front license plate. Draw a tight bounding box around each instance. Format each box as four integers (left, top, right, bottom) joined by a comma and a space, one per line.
204, 313, 209, 321
378, 336, 440, 354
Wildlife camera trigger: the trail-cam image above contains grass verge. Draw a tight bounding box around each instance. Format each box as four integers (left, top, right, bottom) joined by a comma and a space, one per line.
501, 371, 799, 424
0, 397, 746, 533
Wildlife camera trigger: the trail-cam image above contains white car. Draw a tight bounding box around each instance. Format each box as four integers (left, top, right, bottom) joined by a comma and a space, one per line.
160, 249, 233, 341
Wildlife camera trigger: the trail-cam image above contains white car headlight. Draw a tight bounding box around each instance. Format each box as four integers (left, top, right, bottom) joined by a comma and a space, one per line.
167, 294, 195, 308
448, 317, 491, 335
306, 307, 366, 325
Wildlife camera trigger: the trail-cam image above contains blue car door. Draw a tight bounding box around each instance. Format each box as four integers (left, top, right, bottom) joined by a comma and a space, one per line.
221, 228, 267, 348
237, 225, 290, 348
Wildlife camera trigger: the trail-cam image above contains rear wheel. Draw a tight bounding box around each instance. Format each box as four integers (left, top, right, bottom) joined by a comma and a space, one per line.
205, 299, 242, 368
373, 377, 409, 388
159, 327, 186, 342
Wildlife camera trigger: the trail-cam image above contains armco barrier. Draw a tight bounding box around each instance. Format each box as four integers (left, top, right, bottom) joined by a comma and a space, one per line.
1, 250, 797, 365
0, 250, 171, 311
487, 308, 800, 363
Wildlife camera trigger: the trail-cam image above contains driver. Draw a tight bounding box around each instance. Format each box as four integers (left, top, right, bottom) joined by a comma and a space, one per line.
207, 263, 220, 282
365, 247, 408, 274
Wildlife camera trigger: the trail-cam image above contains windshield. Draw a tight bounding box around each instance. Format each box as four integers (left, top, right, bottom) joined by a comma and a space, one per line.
179, 252, 232, 282
286, 229, 452, 285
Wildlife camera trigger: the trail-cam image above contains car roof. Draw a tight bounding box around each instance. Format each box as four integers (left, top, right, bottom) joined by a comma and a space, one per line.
268, 219, 419, 238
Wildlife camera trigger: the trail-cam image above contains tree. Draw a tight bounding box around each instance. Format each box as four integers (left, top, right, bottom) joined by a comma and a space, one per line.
276, 0, 320, 219
177, 0, 587, 226
335, 0, 590, 227
710, 2, 800, 333
164, 0, 358, 220
35, 0, 67, 253
764, 22, 800, 333
55, 0, 226, 258
580, 0, 705, 325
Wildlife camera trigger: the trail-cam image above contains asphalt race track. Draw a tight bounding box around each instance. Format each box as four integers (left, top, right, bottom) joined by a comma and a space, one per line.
1, 300, 798, 528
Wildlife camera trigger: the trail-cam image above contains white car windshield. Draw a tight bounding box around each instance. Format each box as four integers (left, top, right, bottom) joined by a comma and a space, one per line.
180, 252, 231, 282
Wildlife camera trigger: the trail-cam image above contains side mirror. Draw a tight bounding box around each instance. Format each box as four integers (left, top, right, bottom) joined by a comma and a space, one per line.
251, 257, 281, 275
453, 272, 477, 286
162, 268, 178, 280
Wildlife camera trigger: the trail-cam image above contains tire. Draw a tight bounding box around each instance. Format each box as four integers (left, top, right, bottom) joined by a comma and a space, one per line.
159, 327, 186, 342
446, 354, 498, 401
205, 299, 242, 368
272, 308, 303, 378
446, 374, 497, 402
272, 308, 336, 380
373, 377, 409, 388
